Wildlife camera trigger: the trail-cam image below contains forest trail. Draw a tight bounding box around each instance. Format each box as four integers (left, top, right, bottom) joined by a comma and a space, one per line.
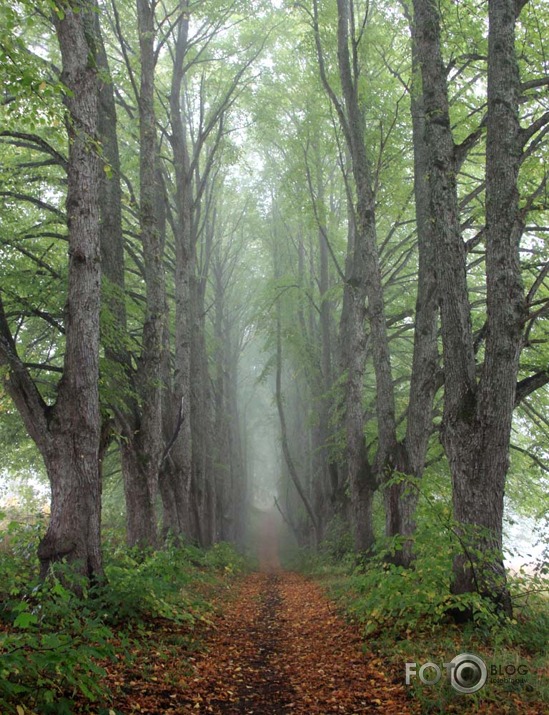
177, 571, 415, 714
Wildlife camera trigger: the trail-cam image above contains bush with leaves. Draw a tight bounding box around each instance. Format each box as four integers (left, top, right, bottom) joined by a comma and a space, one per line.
0, 566, 116, 715
0, 522, 248, 714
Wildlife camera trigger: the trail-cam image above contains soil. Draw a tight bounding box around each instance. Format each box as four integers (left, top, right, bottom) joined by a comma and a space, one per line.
177, 570, 414, 714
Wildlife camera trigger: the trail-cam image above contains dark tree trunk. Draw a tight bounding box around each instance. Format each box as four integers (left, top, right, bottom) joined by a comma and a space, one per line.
118, 0, 168, 548
451, 0, 525, 614
95, 1, 167, 550
96, 15, 125, 345
384, 6, 439, 567
339, 280, 376, 552
412, 0, 481, 604
314, 0, 398, 551
335, 1, 397, 466
412, 0, 524, 614
0, 0, 103, 582
312, 150, 340, 525
40, 1, 103, 579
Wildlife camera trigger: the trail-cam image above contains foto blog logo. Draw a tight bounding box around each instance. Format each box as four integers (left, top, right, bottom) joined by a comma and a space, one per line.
405, 653, 488, 694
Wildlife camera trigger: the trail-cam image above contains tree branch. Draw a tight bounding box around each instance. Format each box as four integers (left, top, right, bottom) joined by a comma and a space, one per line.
515, 370, 549, 406
0, 296, 50, 449
0, 191, 64, 219
0, 131, 67, 169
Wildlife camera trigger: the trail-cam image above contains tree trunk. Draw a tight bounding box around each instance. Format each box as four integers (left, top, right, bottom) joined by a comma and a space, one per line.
39, 1, 103, 579
451, 0, 525, 614
227, 349, 247, 548
161, 11, 194, 540
314, 0, 398, 550
313, 150, 341, 523
412, 0, 524, 614
339, 281, 376, 552
191, 274, 215, 546
384, 6, 439, 567
335, 0, 397, 466
274, 235, 321, 547
119, 0, 168, 548
0, 0, 103, 582
212, 255, 233, 542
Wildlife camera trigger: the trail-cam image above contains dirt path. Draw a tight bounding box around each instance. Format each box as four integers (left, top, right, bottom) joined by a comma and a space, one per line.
179, 571, 414, 714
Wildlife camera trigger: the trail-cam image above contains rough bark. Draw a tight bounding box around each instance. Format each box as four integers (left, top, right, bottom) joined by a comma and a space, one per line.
385, 5, 439, 567
122, 0, 168, 548
412, 0, 524, 614
335, 0, 397, 465
0, 0, 103, 581
338, 280, 376, 552
451, 0, 525, 613
319, 0, 397, 550
95, 1, 167, 549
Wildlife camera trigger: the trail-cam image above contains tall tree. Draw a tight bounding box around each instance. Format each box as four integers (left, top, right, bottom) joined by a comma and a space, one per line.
384, 1, 440, 567
0, 0, 103, 580
311, 0, 399, 550
410, 0, 549, 612
449, 0, 527, 611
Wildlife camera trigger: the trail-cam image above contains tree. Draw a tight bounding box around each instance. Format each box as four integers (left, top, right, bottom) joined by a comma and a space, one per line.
308, 0, 396, 551
0, 0, 103, 581
411, 0, 549, 613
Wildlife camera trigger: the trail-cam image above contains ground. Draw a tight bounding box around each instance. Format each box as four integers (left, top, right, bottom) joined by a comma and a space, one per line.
98, 568, 417, 714
89, 518, 545, 714
176, 571, 414, 714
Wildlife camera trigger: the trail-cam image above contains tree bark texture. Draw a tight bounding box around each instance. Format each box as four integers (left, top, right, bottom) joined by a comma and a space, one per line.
450, 0, 525, 613
0, 0, 103, 581
119, 0, 168, 548
384, 7, 439, 567
322, 0, 397, 550
39, 1, 103, 579
412, 0, 525, 613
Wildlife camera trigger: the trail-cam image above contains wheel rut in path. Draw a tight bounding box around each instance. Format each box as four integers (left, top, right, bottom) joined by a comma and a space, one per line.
180, 572, 414, 714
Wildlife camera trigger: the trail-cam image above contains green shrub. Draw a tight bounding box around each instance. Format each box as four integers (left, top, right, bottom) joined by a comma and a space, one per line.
0, 530, 246, 714
321, 514, 354, 561
0, 570, 115, 714
201, 541, 248, 574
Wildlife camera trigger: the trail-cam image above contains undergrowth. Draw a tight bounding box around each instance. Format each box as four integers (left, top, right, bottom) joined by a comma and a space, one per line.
291, 514, 548, 714
0, 518, 247, 714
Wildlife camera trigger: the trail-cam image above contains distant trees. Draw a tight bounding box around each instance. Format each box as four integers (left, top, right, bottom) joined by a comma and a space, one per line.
266, 0, 548, 612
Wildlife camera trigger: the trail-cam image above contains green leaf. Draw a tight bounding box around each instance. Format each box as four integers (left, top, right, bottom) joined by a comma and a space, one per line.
13, 611, 39, 628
